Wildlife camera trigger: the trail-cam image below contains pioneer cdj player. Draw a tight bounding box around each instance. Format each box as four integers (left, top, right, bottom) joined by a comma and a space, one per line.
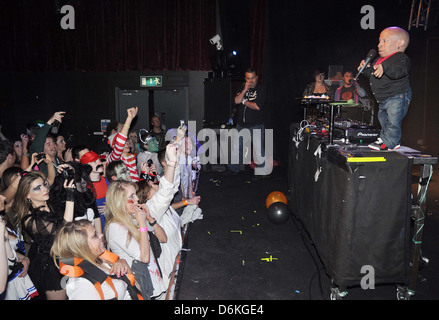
324, 119, 379, 144
344, 125, 379, 143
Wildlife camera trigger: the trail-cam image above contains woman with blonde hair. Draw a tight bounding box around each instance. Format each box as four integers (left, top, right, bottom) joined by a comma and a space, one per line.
105, 179, 168, 299
51, 219, 137, 300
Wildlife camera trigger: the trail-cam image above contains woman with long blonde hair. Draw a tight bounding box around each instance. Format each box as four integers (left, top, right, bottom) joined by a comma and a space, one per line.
51, 219, 134, 300
105, 179, 168, 299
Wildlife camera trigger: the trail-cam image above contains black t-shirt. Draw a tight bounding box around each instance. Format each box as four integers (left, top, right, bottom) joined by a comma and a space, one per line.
235, 83, 266, 127
339, 86, 355, 101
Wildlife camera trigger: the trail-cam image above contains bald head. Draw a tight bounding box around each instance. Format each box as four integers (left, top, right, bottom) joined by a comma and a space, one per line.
378, 27, 410, 57
386, 27, 409, 49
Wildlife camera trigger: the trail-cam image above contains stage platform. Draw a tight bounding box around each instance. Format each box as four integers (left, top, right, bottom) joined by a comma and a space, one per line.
288, 126, 437, 299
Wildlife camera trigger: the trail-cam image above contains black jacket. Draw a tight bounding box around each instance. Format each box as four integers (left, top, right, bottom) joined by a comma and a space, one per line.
363, 52, 410, 103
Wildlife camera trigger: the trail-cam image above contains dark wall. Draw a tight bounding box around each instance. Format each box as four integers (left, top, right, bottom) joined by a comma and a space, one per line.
1, 0, 438, 163
0, 0, 215, 150
0, 71, 207, 150
0, 72, 115, 149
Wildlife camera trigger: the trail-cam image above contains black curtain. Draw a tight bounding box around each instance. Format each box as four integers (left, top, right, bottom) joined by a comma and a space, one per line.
217, 0, 266, 79
0, 0, 217, 72
217, 0, 251, 77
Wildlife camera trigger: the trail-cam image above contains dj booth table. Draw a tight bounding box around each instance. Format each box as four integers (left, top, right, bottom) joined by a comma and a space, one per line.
288, 124, 437, 299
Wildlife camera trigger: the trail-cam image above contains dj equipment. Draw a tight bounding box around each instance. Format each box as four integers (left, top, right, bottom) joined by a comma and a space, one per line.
297, 98, 378, 144
334, 124, 380, 143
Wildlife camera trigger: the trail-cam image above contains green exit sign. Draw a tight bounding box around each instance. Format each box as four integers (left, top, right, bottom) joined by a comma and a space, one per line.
140, 76, 162, 87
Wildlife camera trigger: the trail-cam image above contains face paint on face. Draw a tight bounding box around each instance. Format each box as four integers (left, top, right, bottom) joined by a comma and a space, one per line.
115, 165, 132, 181
147, 137, 159, 153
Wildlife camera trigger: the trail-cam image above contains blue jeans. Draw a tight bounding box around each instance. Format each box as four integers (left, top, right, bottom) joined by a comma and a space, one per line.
227, 123, 265, 173
377, 87, 411, 149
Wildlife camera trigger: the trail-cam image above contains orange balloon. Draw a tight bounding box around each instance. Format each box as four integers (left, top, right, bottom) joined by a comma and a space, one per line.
266, 191, 287, 209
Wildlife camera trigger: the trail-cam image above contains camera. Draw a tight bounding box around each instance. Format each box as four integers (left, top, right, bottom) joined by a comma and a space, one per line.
147, 159, 157, 182
209, 34, 223, 50
140, 159, 158, 184
51, 120, 60, 135
35, 153, 46, 161
61, 168, 75, 181
209, 34, 221, 45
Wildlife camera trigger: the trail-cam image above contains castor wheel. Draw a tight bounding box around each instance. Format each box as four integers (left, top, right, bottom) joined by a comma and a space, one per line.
396, 285, 414, 300
330, 286, 348, 300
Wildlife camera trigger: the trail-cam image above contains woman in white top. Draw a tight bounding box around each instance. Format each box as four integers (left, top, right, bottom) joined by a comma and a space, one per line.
51, 220, 134, 300
142, 137, 185, 289
105, 180, 168, 300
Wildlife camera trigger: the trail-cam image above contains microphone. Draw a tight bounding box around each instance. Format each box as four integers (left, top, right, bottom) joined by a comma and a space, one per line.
354, 49, 377, 81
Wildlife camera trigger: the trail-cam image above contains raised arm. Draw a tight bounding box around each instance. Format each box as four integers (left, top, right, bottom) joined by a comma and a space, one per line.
107, 107, 138, 163
58, 164, 76, 223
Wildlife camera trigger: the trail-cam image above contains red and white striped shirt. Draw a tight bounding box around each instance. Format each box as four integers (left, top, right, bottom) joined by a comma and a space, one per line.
121, 153, 140, 182
106, 132, 127, 164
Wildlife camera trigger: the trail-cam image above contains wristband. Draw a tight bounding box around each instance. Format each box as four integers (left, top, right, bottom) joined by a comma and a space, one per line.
182, 200, 188, 206
242, 98, 247, 105
149, 219, 157, 227
65, 188, 76, 202
139, 227, 148, 233
167, 160, 177, 168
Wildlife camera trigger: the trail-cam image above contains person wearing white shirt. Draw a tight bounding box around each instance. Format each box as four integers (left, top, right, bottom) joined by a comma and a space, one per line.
105, 181, 168, 299
51, 220, 134, 300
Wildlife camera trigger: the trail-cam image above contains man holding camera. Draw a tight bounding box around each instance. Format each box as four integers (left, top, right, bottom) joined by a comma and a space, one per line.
29, 111, 65, 177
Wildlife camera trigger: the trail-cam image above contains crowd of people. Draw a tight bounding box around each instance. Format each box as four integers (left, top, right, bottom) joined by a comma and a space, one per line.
0, 107, 202, 300
0, 25, 412, 301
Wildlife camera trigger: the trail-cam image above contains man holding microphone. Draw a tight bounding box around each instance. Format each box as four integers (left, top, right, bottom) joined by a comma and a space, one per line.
358, 26, 411, 151
227, 67, 270, 179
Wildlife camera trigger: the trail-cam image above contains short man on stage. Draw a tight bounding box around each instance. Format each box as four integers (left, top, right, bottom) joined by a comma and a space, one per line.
359, 26, 411, 151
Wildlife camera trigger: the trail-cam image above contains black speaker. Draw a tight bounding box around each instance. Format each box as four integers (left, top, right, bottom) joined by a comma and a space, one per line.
203, 78, 243, 127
